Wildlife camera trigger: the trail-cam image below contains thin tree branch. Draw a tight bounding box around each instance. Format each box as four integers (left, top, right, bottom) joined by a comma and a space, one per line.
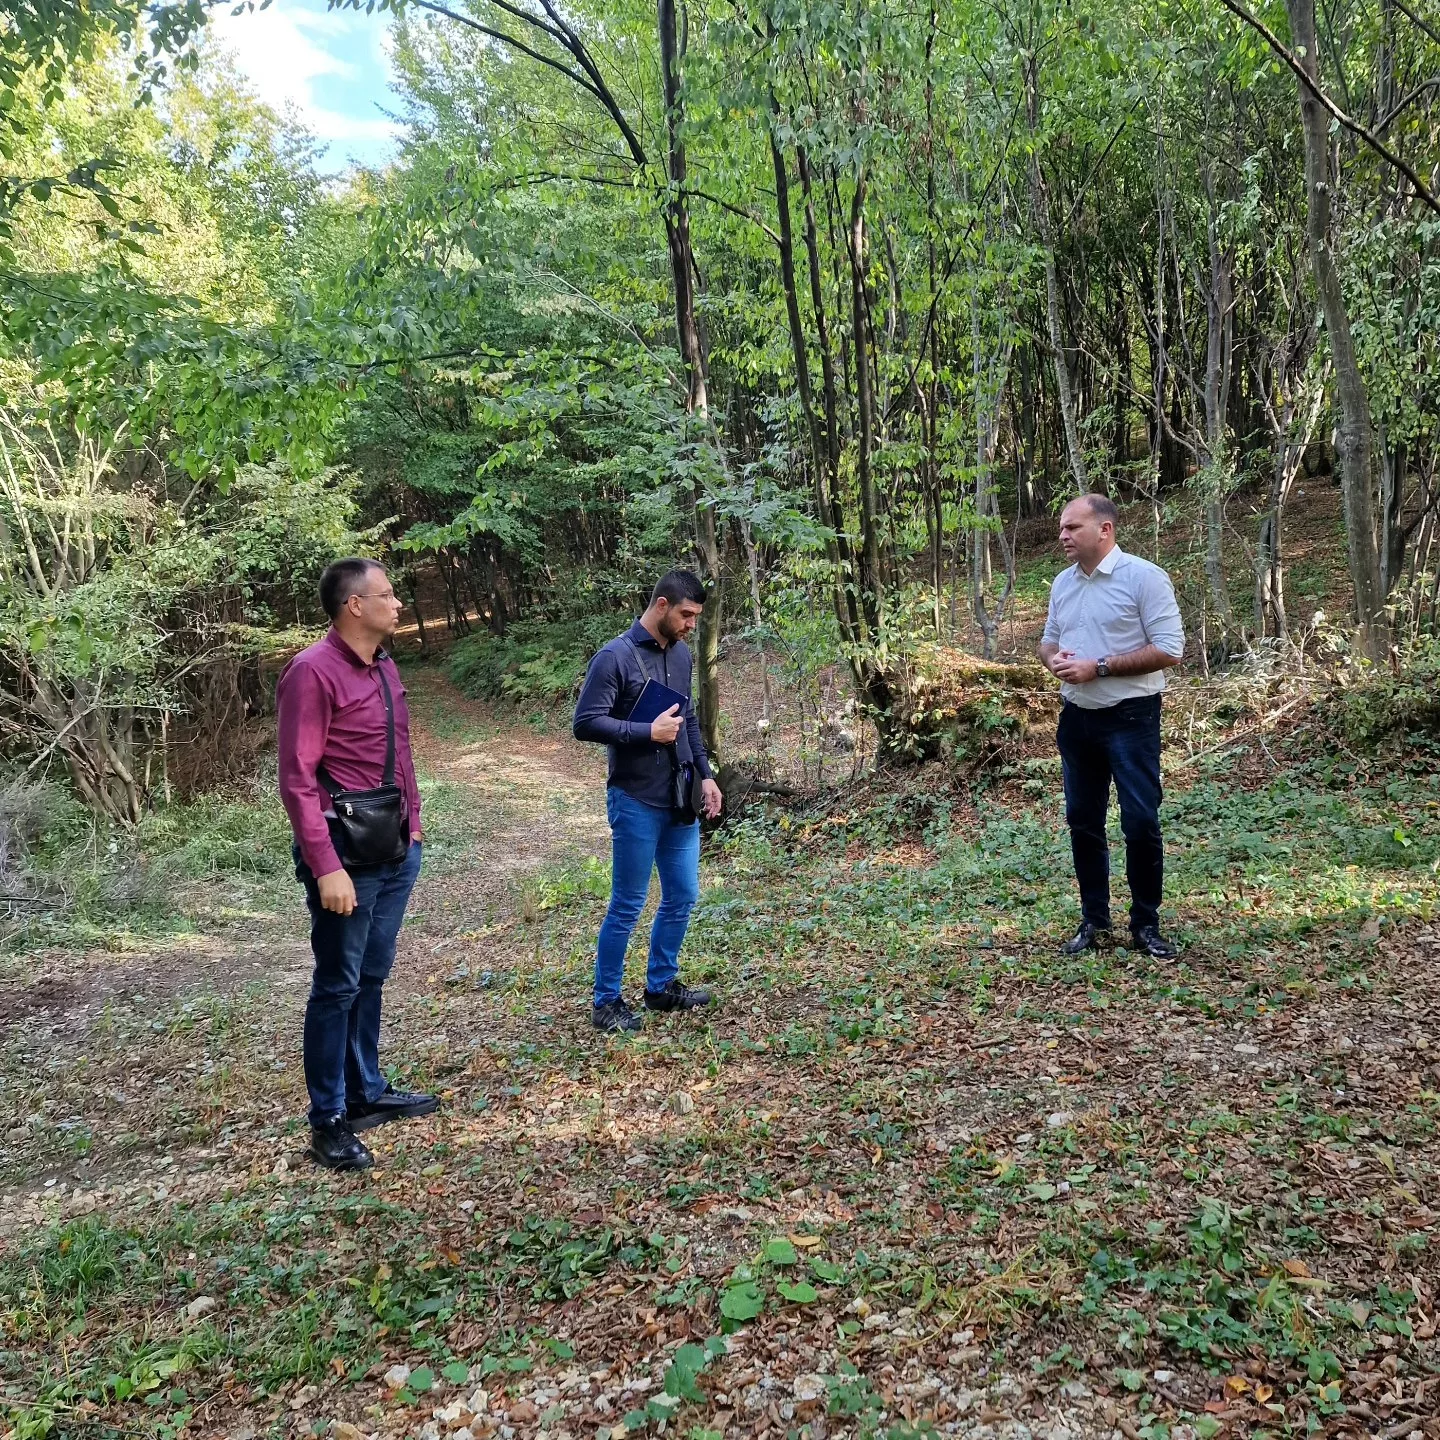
1377, 76, 1440, 132
1215, 0, 1440, 217
408, 0, 601, 100
1390, 0, 1440, 49
1064, 95, 1145, 229
533, 0, 652, 168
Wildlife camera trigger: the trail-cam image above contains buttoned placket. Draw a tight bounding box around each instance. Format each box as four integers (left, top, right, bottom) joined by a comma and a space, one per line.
1077, 568, 1095, 657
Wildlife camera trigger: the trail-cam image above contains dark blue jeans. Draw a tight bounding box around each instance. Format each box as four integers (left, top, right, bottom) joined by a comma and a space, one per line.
594, 788, 700, 1006
296, 841, 422, 1124
1056, 696, 1164, 933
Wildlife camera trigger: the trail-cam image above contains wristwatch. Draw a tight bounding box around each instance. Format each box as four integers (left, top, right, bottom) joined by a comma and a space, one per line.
1095, 656, 1111, 678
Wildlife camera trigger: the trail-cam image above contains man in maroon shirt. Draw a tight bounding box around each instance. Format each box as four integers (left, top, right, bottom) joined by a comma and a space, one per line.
276, 558, 438, 1170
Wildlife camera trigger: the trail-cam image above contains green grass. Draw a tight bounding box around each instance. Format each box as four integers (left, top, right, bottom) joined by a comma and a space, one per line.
1, 762, 481, 956
5, 668, 1439, 1439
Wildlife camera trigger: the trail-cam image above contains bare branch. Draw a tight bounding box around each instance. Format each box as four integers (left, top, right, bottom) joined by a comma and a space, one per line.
407, 1, 603, 103
1215, 0, 1440, 217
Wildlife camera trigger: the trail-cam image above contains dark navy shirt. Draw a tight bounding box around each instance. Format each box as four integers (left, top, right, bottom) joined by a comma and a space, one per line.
573, 619, 713, 808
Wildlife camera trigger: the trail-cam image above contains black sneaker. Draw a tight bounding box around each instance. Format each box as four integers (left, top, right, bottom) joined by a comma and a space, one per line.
1130, 925, 1178, 959
308, 1115, 373, 1171
348, 1085, 440, 1132
644, 980, 713, 1012
593, 998, 643, 1033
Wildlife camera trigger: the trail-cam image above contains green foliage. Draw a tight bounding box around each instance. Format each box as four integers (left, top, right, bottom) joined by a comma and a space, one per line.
1327, 637, 1440, 748
448, 613, 623, 705
35, 1217, 142, 1303
0, 772, 294, 951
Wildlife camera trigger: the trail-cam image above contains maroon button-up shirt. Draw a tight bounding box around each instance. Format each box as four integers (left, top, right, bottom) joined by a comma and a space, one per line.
276, 628, 422, 877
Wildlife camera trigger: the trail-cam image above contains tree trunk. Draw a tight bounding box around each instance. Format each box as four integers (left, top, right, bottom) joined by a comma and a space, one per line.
1016, 341, 1041, 517
1026, 56, 1088, 494
658, 0, 723, 756
770, 121, 854, 651
1200, 166, 1235, 633
1285, 0, 1385, 652
796, 145, 861, 642
848, 172, 886, 633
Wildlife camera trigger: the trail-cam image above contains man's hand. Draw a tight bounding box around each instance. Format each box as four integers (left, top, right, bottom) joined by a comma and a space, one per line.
700, 778, 723, 819
317, 867, 357, 916
411, 829, 423, 843
1050, 651, 1100, 684
651, 703, 684, 744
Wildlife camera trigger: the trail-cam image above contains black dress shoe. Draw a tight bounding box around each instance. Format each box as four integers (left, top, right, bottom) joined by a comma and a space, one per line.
1130, 925, 1178, 959
309, 1116, 373, 1171
348, 1085, 440, 1132
644, 980, 713, 1012
1060, 921, 1110, 955
593, 998, 643, 1033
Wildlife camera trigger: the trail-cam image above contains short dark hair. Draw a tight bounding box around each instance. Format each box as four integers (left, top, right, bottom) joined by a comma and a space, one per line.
1080, 493, 1119, 527
319, 558, 384, 620
650, 569, 706, 607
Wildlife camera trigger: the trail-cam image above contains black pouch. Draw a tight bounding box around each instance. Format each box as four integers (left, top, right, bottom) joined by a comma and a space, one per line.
320, 665, 408, 867
670, 755, 706, 824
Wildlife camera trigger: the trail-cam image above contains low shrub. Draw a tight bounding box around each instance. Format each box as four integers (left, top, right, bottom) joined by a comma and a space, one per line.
1328, 636, 1440, 749
1, 769, 295, 952
448, 613, 625, 706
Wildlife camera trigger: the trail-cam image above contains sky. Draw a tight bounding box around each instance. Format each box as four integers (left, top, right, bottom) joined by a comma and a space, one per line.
207, 0, 407, 170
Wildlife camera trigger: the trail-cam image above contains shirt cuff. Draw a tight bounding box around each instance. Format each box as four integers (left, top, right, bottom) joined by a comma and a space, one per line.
302, 836, 344, 878
694, 755, 713, 780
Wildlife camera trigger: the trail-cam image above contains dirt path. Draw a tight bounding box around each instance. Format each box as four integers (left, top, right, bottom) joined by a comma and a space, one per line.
405, 667, 608, 890
0, 675, 609, 1233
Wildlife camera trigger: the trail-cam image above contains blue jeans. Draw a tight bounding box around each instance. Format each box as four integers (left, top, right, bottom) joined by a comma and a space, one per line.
296, 841, 422, 1124
594, 788, 700, 1006
1056, 697, 1164, 932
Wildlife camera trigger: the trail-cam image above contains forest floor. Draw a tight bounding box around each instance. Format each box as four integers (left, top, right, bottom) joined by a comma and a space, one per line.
3, 659, 1440, 1440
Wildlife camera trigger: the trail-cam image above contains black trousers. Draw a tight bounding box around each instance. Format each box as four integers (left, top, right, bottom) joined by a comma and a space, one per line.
1055, 696, 1164, 932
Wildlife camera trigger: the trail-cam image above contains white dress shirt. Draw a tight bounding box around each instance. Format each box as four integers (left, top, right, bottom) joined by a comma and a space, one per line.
1042, 545, 1184, 710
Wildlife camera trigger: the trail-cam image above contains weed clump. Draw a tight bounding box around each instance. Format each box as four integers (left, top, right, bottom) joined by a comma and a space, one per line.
892, 647, 1056, 766
1327, 635, 1440, 751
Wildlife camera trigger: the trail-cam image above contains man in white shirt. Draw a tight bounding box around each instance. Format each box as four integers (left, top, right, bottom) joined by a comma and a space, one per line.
1040, 495, 1185, 959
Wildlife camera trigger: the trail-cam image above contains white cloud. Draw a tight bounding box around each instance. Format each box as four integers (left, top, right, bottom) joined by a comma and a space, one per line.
209, 0, 402, 156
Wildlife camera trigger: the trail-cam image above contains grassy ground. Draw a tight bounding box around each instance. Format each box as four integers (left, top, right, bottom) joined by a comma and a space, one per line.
2, 662, 1439, 1440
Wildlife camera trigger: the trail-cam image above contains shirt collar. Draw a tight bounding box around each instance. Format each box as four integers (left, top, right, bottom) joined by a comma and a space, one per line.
1077, 545, 1125, 580
325, 627, 385, 668
628, 617, 663, 648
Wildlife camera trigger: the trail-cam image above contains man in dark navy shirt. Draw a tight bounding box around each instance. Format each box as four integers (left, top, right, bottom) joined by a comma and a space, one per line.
573, 570, 723, 1032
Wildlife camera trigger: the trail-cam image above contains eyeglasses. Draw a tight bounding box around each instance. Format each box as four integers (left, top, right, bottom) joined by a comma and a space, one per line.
352, 590, 398, 603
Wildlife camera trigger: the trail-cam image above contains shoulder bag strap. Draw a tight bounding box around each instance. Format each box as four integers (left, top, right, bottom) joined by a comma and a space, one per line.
617, 635, 647, 715
375, 660, 397, 788
317, 661, 397, 796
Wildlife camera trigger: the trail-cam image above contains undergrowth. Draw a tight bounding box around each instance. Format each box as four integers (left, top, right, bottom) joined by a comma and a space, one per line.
0, 767, 475, 955
447, 613, 622, 707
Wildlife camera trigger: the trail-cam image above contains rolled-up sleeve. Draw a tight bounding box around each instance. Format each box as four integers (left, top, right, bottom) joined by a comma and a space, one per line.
276, 661, 343, 878
1140, 569, 1185, 658
573, 647, 644, 746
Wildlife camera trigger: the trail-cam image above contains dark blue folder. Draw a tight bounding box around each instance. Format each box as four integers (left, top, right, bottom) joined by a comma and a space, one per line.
626, 678, 689, 726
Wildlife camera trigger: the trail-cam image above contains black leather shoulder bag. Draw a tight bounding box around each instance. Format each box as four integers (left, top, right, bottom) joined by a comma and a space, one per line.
318, 662, 409, 868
